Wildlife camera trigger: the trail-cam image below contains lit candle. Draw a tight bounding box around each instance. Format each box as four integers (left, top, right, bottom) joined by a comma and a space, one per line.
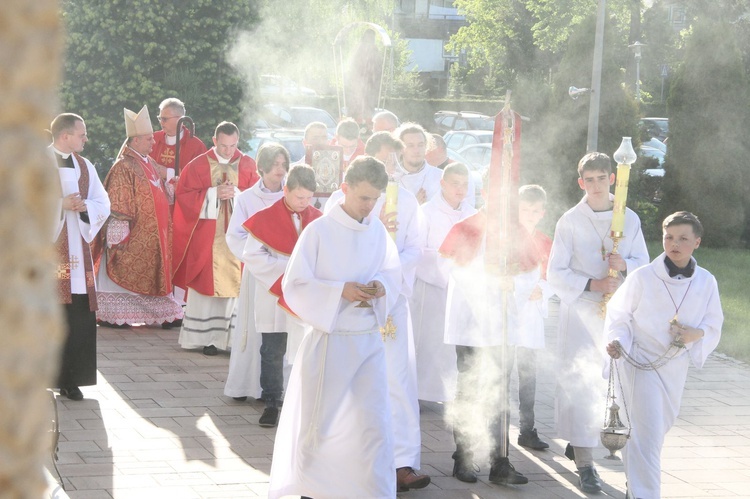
384, 180, 398, 240
610, 137, 637, 237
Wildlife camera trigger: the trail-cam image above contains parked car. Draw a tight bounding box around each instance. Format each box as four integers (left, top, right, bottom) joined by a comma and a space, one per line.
434, 111, 494, 134
639, 117, 669, 142
242, 129, 306, 163
457, 143, 492, 173
259, 74, 317, 98
263, 104, 336, 137
444, 130, 494, 152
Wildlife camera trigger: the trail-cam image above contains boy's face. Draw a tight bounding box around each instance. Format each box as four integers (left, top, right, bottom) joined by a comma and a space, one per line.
440, 173, 468, 207
578, 169, 615, 200
283, 186, 314, 213
261, 153, 287, 190
662, 223, 701, 268
341, 180, 382, 221
519, 200, 545, 232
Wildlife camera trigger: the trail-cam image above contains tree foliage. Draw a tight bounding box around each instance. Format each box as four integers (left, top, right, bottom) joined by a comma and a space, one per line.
661, 18, 750, 247
60, 0, 257, 170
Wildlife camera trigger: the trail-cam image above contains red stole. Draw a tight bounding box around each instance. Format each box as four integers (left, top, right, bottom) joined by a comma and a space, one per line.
242, 198, 322, 315
55, 153, 98, 311
439, 211, 487, 267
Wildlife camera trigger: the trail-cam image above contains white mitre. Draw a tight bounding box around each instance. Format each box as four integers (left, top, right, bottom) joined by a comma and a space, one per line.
124, 105, 153, 137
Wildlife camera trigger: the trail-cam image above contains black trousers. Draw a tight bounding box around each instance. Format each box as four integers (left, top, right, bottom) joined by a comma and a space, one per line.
260, 332, 287, 404
57, 294, 97, 388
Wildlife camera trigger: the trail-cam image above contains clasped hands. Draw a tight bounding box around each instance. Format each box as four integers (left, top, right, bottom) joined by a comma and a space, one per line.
62, 193, 87, 212
342, 280, 385, 303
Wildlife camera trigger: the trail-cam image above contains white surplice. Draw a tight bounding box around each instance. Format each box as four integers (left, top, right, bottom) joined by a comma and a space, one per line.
512, 267, 553, 349
52, 147, 111, 292
397, 161, 443, 203
548, 194, 649, 447
326, 185, 424, 468
410, 193, 476, 401
223, 180, 283, 399
605, 253, 722, 498
269, 204, 402, 499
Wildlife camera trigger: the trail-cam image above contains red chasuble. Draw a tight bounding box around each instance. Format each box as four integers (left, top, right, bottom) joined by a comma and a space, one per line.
439, 209, 548, 275
172, 149, 259, 295
242, 198, 322, 314
151, 127, 207, 171
92, 148, 173, 296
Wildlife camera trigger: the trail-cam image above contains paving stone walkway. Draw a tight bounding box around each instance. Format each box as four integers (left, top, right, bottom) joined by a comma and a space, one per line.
50, 302, 750, 498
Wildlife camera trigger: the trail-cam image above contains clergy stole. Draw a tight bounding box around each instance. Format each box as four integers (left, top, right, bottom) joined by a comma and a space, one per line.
56, 153, 97, 311
208, 156, 241, 297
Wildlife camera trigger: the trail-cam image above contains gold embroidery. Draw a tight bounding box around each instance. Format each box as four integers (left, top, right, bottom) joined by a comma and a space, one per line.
380, 315, 397, 341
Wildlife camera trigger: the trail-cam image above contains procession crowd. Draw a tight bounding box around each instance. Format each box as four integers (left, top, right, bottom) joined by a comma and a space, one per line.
50, 97, 722, 499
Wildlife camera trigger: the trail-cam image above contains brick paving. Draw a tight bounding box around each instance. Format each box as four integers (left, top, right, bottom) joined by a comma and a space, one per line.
50, 302, 750, 498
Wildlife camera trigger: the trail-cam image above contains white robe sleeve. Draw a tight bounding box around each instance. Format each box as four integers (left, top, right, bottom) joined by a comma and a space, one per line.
604, 273, 642, 355
201, 187, 219, 219
282, 228, 347, 333
548, 217, 590, 304
685, 274, 723, 368
79, 158, 110, 242
242, 235, 288, 291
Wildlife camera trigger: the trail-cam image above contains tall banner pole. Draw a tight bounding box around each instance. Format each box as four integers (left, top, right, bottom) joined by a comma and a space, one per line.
485, 91, 521, 459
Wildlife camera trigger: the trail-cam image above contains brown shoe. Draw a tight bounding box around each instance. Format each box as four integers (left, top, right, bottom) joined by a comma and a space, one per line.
396, 466, 430, 492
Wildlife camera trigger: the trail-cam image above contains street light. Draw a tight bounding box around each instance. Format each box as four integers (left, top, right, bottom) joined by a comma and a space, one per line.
628, 41, 646, 102
587, 0, 606, 152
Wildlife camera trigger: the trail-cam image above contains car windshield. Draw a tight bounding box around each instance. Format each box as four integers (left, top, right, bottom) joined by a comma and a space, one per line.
290, 109, 336, 128
466, 117, 494, 130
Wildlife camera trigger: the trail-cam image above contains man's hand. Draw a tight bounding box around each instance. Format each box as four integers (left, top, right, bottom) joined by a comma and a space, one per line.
379, 206, 399, 233
529, 285, 543, 301
217, 181, 235, 201
62, 193, 87, 212
607, 252, 627, 272
415, 187, 427, 204
342, 282, 378, 303
590, 276, 621, 294
669, 321, 704, 345
367, 280, 386, 299
606, 341, 621, 359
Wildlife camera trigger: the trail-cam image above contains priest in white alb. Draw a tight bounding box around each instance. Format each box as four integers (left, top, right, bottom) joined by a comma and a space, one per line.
268, 157, 401, 499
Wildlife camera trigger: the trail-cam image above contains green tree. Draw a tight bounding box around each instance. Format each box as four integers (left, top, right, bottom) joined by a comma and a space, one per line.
60, 0, 257, 171
516, 14, 639, 220
662, 19, 750, 247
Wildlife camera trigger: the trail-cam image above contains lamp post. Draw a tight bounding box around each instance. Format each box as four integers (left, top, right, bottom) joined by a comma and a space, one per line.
629, 41, 646, 102
586, 0, 606, 152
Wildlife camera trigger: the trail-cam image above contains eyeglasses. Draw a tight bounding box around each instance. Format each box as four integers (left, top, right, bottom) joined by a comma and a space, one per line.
157, 116, 180, 122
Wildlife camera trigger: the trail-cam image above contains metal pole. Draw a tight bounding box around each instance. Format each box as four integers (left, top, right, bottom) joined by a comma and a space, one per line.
635, 55, 641, 102
587, 0, 606, 152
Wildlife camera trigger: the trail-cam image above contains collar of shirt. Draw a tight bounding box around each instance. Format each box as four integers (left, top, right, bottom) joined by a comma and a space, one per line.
51, 146, 71, 160
258, 178, 284, 194
164, 129, 184, 146
212, 147, 231, 164
664, 255, 695, 278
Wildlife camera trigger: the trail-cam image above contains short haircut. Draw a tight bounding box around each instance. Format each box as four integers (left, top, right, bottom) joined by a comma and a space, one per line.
372, 110, 399, 127
395, 122, 428, 143
443, 162, 469, 179
336, 118, 360, 140
663, 211, 703, 238
215, 121, 239, 138
286, 164, 317, 192
304, 121, 328, 140
256, 142, 290, 174
429, 133, 447, 152
159, 97, 186, 116
519, 184, 547, 205
364, 131, 402, 156
344, 156, 388, 190
50, 113, 83, 140
577, 151, 612, 176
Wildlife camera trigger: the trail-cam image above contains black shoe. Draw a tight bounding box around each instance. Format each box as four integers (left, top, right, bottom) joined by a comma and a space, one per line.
60, 387, 83, 401
518, 428, 549, 450
578, 466, 602, 493
232, 396, 247, 402
161, 318, 183, 329
202, 345, 218, 356
259, 406, 280, 427
451, 451, 478, 483
564, 442, 576, 461
489, 458, 528, 485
